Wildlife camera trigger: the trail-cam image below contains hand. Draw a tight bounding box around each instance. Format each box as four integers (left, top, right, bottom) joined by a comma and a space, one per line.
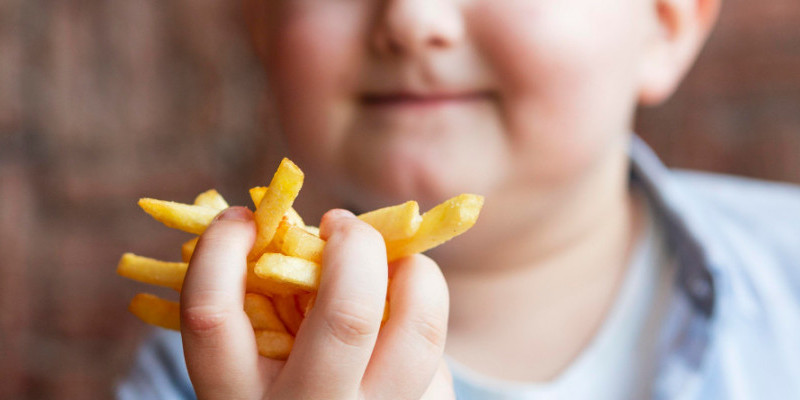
180, 206, 455, 399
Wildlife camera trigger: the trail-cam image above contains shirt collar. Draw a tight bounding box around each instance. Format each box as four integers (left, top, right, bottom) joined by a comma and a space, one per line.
629, 136, 717, 318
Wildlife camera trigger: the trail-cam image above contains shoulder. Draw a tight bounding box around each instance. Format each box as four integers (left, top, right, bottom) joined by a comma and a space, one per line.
665, 171, 800, 395
668, 170, 800, 263
672, 170, 800, 224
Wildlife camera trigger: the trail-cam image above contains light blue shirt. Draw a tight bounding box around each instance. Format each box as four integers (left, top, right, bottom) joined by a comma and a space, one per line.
117, 137, 800, 399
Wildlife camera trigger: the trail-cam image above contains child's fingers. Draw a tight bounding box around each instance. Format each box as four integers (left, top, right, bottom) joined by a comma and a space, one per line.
274, 209, 388, 399
420, 360, 456, 400
361, 254, 450, 400
180, 207, 265, 398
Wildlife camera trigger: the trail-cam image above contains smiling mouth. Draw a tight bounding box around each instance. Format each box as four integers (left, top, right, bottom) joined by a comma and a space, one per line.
360, 91, 492, 109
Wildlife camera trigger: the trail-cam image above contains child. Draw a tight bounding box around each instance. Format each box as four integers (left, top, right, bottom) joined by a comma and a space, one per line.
118, 0, 800, 398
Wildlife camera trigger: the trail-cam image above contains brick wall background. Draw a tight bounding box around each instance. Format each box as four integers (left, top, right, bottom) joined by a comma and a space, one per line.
1, 1, 799, 398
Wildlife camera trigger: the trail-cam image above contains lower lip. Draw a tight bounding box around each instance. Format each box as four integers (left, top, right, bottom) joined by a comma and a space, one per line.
361, 93, 491, 111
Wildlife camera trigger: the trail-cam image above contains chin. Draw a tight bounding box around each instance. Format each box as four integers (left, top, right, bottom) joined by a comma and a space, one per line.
341, 148, 499, 211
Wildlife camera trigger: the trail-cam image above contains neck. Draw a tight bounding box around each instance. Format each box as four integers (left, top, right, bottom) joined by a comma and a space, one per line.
437, 137, 644, 382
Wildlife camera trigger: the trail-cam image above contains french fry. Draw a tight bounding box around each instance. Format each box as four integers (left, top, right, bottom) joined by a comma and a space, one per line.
120, 157, 484, 361
249, 159, 305, 258
181, 237, 199, 263
117, 253, 186, 291
246, 262, 299, 296
303, 225, 320, 236
358, 201, 422, 241
138, 198, 219, 235
129, 293, 181, 331
244, 293, 287, 332
193, 189, 229, 210
253, 253, 320, 293
255, 330, 294, 360
273, 294, 304, 335
249, 186, 304, 226
386, 194, 484, 262
281, 224, 325, 264
296, 292, 316, 317
266, 217, 292, 253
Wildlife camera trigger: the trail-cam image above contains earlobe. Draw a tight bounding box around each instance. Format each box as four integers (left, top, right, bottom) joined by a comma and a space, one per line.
637, 0, 721, 106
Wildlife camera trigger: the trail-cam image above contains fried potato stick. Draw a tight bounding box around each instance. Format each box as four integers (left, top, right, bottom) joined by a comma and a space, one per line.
117, 253, 187, 291
358, 200, 422, 241
249, 186, 305, 227
129, 293, 181, 331
281, 223, 325, 264
255, 330, 294, 360
193, 189, 229, 210
249, 159, 304, 258
244, 293, 287, 332
386, 194, 484, 262
254, 253, 321, 293
138, 199, 220, 235
181, 237, 199, 263
272, 294, 304, 336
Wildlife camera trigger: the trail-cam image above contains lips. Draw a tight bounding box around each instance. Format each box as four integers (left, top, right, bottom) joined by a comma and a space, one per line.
360, 91, 491, 108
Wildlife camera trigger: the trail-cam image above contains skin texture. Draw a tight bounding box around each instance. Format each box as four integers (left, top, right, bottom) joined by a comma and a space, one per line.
177, 0, 721, 397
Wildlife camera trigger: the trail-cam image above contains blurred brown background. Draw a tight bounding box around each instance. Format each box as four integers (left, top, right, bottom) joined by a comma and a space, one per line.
1, 0, 799, 398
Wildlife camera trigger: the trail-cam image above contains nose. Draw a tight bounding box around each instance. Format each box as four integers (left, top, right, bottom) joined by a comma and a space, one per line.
371, 0, 464, 57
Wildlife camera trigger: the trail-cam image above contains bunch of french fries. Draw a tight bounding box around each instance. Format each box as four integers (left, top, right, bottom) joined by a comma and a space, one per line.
118, 158, 483, 360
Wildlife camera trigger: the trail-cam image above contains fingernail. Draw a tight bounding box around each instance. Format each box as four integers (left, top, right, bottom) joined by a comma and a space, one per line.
215, 207, 252, 222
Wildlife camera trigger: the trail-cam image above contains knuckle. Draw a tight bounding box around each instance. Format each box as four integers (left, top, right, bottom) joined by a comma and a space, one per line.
180, 304, 233, 334
180, 290, 238, 334
323, 301, 381, 348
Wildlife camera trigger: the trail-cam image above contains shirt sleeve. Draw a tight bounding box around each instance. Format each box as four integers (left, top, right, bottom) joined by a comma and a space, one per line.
116, 330, 196, 400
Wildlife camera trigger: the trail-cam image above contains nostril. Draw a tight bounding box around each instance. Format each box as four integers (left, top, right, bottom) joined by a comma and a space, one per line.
429, 36, 449, 49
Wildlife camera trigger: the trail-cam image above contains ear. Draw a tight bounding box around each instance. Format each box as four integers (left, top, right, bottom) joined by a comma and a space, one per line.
242, 0, 271, 64
637, 0, 721, 105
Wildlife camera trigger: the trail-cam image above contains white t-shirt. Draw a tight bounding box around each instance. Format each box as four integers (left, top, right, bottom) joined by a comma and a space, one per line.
448, 206, 674, 400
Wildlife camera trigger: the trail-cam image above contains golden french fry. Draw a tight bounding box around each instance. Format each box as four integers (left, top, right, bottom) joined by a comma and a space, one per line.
246, 262, 299, 296
255, 330, 294, 360
253, 253, 320, 293
121, 157, 485, 363
138, 198, 219, 235
119, 252, 297, 296
129, 293, 180, 331
193, 189, 229, 210
303, 225, 320, 236
281, 224, 325, 264
273, 294, 304, 335
381, 279, 391, 324
297, 292, 316, 317
386, 194, 484, 262
249, 159, 304, 258
244, 293, 287, 332
358, 201, 422, 241
181, 237, 199, 263
267, 217, 292, 254
382, 301, 390, 324
249, 186, 304, 226
117, 253, 186, 291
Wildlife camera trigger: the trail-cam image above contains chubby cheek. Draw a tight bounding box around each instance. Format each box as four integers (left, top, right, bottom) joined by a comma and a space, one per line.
469, 1, 644, 186
267, 3, 364, 180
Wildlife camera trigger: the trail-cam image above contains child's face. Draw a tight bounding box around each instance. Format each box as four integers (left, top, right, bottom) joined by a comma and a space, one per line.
253, 0, 656, 210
